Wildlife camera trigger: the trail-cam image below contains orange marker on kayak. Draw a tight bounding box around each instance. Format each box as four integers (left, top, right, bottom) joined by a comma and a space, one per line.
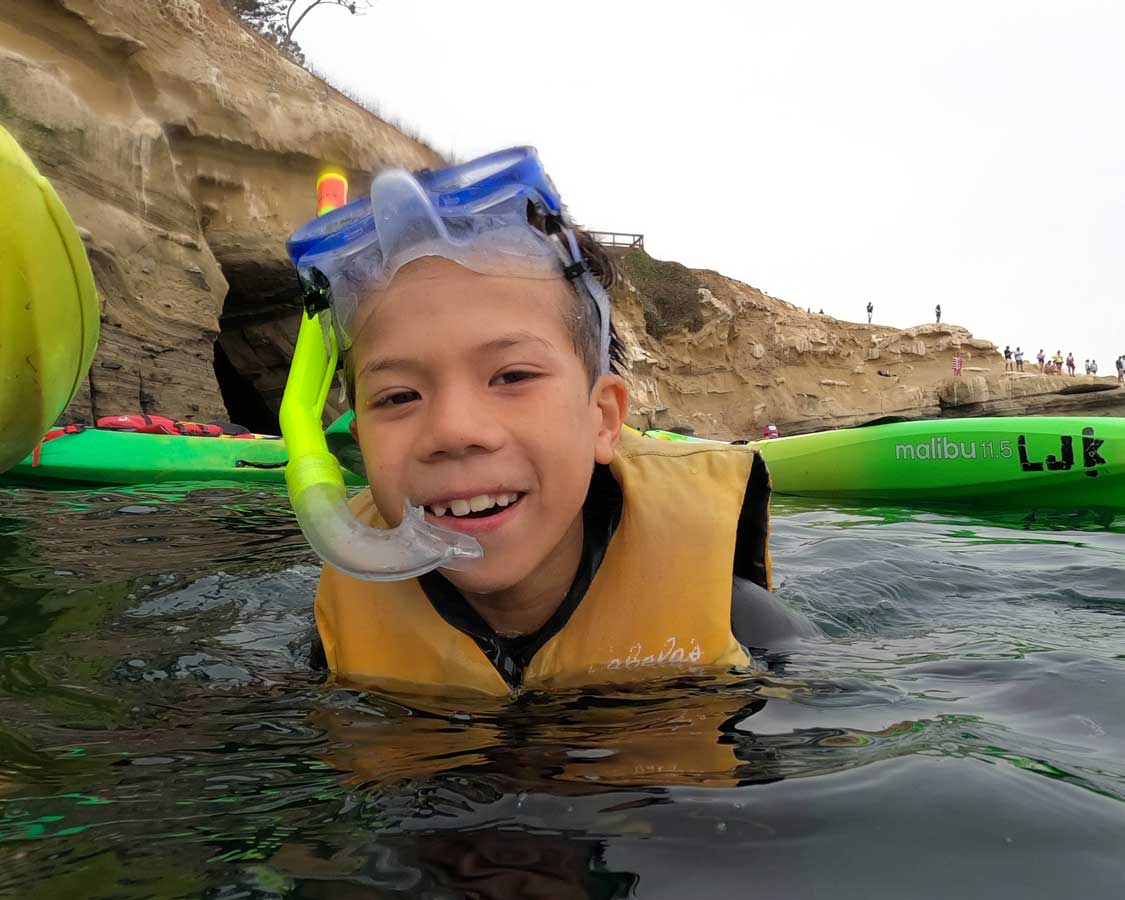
316, 169, 348, 216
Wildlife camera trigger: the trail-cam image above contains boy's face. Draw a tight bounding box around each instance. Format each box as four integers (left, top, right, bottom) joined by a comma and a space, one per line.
349, 257, 626, 595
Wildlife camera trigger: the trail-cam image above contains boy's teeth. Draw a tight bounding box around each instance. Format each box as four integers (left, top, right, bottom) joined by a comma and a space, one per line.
430, 493, 520, 517
449, 499, 471, 517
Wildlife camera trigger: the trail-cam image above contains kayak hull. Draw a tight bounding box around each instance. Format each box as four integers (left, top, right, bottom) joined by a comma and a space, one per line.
654, 417, 1125, 511
1, 428, 365, 487
9, 414, 1123, 510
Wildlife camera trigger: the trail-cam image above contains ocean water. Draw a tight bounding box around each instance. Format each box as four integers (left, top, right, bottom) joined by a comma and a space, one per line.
0, 485, 1122, 899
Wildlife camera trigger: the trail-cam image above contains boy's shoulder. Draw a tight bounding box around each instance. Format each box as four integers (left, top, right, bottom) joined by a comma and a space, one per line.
612, 431, 765, 502
616, 428, 756, 461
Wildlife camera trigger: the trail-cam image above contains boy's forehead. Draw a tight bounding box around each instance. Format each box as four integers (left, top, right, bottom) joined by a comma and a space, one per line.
373, 257, 569, 307
355, 259, 572, 337
351, 260, 575, 363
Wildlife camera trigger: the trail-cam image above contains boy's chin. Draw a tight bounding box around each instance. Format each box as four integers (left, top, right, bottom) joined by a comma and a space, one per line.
437, 561, 525, 596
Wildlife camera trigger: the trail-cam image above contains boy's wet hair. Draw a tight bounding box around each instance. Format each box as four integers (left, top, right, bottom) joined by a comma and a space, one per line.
558, 226, 625, 386
340, 222, 623, 410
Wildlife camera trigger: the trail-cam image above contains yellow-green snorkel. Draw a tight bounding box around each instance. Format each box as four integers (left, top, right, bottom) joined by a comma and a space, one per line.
279, 170, 482, 581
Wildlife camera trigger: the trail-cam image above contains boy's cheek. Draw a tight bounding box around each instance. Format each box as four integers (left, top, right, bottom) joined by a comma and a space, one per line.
367, 478, 408, 527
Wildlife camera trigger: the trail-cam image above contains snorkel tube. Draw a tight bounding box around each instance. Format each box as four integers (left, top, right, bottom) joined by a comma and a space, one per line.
279, 169, 482, 581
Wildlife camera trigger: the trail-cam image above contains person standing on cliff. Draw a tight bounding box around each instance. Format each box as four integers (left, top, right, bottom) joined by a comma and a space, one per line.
1003, 346, 1013, 371
1015, 347, 1024, 372
952, 352, 963, 376
1037, 349, 1046, 372
1117, 356, 1124, 382
866, 301, 873, 324
1090, 359, 1098, 376
935, 304, 942, 323
1066, 352, 1076, 375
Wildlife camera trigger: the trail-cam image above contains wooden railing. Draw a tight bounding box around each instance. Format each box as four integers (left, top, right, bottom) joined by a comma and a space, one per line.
589, 231, 644, 249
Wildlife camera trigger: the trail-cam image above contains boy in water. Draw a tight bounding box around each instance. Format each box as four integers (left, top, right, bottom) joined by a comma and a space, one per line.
289, 148, 811, 696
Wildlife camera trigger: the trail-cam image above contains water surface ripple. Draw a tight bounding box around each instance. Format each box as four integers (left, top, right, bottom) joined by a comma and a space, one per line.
0, 485, 1122, 899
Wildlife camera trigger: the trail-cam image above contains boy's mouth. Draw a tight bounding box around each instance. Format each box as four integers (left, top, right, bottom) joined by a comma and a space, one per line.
425, 492, 525, 520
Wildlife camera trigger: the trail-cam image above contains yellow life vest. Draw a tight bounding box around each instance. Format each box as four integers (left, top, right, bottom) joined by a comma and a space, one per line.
315, 430, 770, 696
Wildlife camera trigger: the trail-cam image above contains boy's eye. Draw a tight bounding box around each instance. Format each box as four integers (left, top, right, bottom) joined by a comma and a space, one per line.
493, 370, 538, 386
372, 390, 420, 408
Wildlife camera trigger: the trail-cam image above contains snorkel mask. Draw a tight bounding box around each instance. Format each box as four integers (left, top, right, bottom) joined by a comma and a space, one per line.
281, 147, 611, 581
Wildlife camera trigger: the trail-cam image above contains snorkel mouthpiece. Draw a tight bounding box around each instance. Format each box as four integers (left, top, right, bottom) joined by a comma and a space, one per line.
280, 169, 483, 582
286, 451, 482, 581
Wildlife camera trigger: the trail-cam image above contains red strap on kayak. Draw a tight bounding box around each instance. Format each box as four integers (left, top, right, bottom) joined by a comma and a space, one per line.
32, 424, 86, 466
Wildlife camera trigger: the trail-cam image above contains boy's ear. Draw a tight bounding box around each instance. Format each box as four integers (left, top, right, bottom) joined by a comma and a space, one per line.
349, 414, 359, 442
592, 374, 629, 465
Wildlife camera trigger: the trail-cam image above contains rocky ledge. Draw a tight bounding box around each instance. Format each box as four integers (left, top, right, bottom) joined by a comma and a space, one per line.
612, 249, 1124, 438
2, 2, 1119, 437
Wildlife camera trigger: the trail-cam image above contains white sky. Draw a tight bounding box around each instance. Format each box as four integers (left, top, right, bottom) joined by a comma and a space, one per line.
299, 0, 1125, 370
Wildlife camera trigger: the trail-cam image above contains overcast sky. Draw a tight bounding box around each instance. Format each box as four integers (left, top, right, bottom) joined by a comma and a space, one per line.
299, 0, 1125, 370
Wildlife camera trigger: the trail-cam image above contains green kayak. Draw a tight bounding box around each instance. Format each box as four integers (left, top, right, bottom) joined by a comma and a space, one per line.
1, 426, 365, 488
645, 416, 1125, 511
8, 412, 1122, 512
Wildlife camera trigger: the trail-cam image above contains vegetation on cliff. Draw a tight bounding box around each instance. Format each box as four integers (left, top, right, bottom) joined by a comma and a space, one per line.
618, 249, 704, 338
224, 0, 372, 63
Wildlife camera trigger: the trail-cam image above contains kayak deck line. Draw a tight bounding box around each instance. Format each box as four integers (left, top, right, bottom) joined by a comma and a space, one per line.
1, 426, 364, 487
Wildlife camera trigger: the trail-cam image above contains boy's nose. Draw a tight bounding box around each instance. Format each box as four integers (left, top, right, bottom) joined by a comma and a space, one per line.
421, 387, 505, 459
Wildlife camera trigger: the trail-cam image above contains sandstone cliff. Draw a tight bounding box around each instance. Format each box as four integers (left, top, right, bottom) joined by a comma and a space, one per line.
0, 0, 441, 428
613, 250, 1125, 438
2, 1, 1120, 437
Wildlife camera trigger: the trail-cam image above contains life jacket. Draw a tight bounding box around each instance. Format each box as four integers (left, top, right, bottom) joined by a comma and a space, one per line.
177, 421, 224, 437
96, 414, 223, 437
315, 429, 771, 697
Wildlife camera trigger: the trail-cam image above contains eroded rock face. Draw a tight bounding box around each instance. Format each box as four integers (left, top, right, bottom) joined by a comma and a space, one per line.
612, 250, 1125, 438
3, 3, 1118, 436
0, 0, 441, 428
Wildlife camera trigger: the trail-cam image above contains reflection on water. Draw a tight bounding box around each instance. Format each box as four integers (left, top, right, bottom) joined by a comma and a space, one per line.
0, 484, 1123, 899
